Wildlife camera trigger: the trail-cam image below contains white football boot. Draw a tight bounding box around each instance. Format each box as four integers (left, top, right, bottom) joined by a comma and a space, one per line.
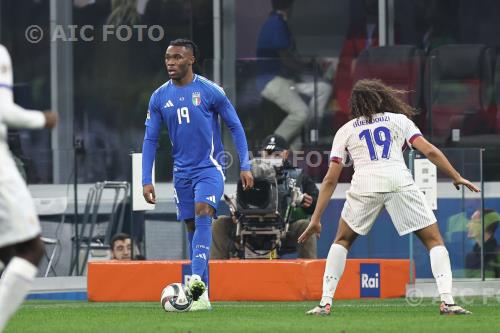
190, 289, 212, 311
306, 303, 331, 316
439, 302, 472, 315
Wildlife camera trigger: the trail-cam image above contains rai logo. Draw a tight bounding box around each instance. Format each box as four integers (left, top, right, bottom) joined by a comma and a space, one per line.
192, 92, 201, 106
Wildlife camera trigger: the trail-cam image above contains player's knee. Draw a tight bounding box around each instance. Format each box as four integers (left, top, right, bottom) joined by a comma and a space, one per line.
425, 237, 445, 251
333, 237, 354, 251
195, 203, 215, 217
16, 237, 45, 266
185, 219, 195, 232
333, 240, 350, 250
33, 238, 45, 265
0, 246, 16, 266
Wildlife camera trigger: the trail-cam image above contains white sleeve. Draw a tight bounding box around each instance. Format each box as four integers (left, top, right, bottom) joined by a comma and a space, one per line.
329, 127, 348, 164
1, 101, 45, 129
404, 118, 422, 148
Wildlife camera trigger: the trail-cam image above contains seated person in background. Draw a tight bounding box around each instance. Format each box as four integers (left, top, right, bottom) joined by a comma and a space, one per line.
211, 134, 319, 259
465, 209, 500, 278
256, 0, 331, 148
110, 233, 145, 261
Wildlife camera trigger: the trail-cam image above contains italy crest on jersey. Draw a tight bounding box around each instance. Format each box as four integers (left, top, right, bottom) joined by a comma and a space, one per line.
192, 92, 201, 106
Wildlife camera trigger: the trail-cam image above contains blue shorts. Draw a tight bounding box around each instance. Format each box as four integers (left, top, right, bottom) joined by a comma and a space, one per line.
173, 168, 224, 221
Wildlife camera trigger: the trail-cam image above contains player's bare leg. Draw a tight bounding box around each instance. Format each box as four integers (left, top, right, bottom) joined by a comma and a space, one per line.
307, 218, 358, 315
185, 219, 195, 260
414, 223, 471, 315
0, 236, 45, 332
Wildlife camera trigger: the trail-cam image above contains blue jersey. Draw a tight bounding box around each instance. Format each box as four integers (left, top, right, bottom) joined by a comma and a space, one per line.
142, 74, 250, 185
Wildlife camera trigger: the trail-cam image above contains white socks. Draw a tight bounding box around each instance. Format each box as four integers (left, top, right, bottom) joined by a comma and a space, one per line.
0, 257, 38, 332
429, 245, 454, 305
319, 244, 455, 307
320, 243, 348, 306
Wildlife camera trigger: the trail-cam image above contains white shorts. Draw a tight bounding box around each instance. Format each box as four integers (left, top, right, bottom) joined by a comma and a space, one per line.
341, 185, 436, 236
0, 163, 41, 248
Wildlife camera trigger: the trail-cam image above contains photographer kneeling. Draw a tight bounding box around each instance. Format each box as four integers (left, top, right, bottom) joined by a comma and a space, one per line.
211, 135, 319, 259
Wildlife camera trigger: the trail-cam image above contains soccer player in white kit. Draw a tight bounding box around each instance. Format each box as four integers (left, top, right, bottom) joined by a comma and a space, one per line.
0, 44, 57, 332
299, 79, 479, 316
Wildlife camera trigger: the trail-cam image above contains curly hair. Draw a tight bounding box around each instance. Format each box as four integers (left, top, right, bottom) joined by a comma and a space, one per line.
349, 79, 416, 122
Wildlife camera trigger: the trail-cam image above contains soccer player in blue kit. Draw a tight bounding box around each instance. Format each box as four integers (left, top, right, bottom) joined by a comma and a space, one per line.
142, 39, 254, 311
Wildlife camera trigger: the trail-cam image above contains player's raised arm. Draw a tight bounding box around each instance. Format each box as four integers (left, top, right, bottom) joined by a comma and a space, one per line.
214, 91, 253, 189
142, 92, 162, 204
411, 136, 480, 192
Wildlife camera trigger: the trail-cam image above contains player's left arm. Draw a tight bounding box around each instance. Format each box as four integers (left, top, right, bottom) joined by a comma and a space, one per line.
411, 136, 480, 192
214, 91, 253, 188
403, 117, 479, 192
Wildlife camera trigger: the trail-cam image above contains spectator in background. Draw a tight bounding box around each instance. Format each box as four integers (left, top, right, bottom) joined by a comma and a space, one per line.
256, 0, 331, 148
333, 0, 379, 115
110, 233, 133, 260
465, 209, 500, 278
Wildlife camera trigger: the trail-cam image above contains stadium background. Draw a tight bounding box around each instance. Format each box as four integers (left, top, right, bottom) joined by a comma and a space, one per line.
1, 0, 498, 283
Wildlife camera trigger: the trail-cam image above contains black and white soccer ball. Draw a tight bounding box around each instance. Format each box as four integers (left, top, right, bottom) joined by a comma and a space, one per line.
160, 283, 193, 312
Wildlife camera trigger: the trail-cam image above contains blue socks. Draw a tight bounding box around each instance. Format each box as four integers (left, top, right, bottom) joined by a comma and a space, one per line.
188, 230, 208, 287
191, 215, 212, 287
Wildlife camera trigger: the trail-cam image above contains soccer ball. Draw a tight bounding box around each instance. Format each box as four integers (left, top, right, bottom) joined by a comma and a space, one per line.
160, 283, 193, 312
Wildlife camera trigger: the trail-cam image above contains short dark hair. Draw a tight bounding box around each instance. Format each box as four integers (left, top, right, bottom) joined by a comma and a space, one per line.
271, 0, 294, 11
169, 38, 199, 60
110, 233, 130, 249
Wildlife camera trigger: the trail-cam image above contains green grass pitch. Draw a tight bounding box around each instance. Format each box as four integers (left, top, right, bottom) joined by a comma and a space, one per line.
6, 298, 500, 333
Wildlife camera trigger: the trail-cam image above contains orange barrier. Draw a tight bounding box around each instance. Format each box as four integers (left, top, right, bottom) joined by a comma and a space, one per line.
87, 259, 410, 302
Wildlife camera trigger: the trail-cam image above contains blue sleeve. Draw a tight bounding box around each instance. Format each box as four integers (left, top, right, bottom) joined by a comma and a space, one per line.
258, 16, 291, 51
270, 20, 291, 50
213, 89, 251, 171
142, 92, 162, 185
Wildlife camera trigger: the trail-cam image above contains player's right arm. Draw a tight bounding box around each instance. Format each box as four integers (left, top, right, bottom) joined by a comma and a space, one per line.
1, 101, 57, 129
411, 136, 480, 192
298, 161, 343, 243
142, 91, 162, 204
298, 128, 347, 243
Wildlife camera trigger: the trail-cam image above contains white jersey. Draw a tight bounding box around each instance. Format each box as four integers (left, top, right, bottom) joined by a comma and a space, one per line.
329, 112, 422, 193
0, 44, 46, 247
